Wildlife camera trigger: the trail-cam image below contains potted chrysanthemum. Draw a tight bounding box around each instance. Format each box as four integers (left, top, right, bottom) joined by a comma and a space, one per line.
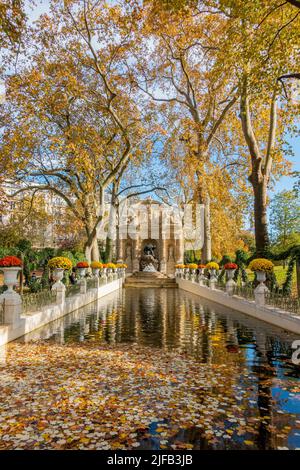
175, 264, 185, 277
48, 257, 73, 283
90, 261, 103, 277
76, 261, 89, 278
106, 262, 116, 279
248, 258, 273, 306
224, 262, 238, 280
198, 264, 206, 285
0, 256, 22, 295
248, 258, 273, 282
206, 262, 219, 277
206, 262, 219, 288
187, 263, 198, 281
224, 262, 238, 295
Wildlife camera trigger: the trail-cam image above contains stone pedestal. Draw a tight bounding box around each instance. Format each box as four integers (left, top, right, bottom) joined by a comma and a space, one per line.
79, 279, 87, 295
0, 291, 22, 326
132, 258, 139, 272
51, 280, 66, 304
254, 272, 268, 307
226, 270, 236, 296
160, 259, 166, 274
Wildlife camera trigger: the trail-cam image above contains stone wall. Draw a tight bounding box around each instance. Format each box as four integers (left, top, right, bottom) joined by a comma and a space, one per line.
0, 278, 122, 347
177, 278, 300, 334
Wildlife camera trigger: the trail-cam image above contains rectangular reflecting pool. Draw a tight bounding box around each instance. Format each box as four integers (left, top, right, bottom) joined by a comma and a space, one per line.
0, 287, 300, 450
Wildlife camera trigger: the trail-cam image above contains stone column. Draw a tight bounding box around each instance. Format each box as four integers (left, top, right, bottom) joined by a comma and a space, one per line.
79, 279, 87, 295
117, 239, 124, 264
132, 238, 140, 272
176, 236, 184, 264
160, 241, 167, 274
51, 279, 66, 304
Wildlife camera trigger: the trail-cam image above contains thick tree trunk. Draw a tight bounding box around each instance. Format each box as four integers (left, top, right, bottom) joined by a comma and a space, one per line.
85, 232, 100, 263
252, 178, 270, 256
201, 195, 212, 263
105, 236, 113, 262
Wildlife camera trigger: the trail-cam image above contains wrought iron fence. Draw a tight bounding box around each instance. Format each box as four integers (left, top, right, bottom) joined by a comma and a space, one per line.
65, 283, 81, 298
265, 291, 300, 315
232, 284, 255, 301
86, 277, 98, 291
22, 289, 57, 314
216, 281, 226, 292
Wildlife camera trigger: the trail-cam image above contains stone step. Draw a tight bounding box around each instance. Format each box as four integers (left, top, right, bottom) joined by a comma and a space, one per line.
125, 284, 178, 288
125, 276, 178, 288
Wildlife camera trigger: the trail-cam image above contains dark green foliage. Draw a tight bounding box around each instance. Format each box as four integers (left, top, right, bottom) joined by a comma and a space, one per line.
281, 256, 295, 295
219, 254, 233, 266
16, 238, 32, 253
41, 264, 50, 290
22, 257, 31, 286
218, 269, 226, 283
233, 249, 249, 285
28, 279, 43, 293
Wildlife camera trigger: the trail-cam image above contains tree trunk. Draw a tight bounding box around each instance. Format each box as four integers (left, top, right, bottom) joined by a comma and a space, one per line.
252, 178, 270, 256
85, 232, 100, 263
201, 195, 212, 263
105, 236, 113, 262
105, 183, 118, 262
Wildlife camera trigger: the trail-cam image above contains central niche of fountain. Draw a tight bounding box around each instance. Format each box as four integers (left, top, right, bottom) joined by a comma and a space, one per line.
140, 243, 159, 272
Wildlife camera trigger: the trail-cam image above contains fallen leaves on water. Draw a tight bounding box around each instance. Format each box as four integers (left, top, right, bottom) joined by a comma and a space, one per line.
0, 341, 299, 450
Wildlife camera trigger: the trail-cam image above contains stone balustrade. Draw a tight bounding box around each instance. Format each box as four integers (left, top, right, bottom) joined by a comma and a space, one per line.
0, 273, 123, 346
176, 275, 300, 334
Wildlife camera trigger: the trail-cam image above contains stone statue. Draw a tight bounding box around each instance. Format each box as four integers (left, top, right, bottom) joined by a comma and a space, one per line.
143, 244, 155, 257
140, 244, 159, 272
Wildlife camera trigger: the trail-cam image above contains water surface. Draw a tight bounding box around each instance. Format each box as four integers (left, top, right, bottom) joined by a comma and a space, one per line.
16, 287, 300, 449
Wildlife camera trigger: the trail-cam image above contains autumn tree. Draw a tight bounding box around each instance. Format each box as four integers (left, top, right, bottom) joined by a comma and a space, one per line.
146, 1, 299, 257
133, 3, 243, 261
1, 0, 153, 261
229, 0, 300, 255
0, 0, 25, 50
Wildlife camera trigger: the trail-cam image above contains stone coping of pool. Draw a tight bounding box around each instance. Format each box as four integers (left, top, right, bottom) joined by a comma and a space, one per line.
177, 278, 300, 335
0, 278, 122, 347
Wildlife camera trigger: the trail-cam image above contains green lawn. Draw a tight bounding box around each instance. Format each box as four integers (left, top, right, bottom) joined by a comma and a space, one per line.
247, 265, 297, 293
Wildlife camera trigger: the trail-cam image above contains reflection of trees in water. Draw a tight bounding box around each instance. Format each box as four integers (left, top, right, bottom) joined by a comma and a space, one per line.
253, 348, 274, 450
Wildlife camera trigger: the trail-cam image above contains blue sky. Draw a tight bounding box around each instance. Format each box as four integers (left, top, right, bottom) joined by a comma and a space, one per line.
272, 135, 299, 194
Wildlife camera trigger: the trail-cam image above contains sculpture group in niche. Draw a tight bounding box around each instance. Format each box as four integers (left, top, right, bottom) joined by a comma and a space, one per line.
140, 244, 159, 272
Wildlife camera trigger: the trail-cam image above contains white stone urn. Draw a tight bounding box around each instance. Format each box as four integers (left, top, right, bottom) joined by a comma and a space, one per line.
53, 268, 64, 283
254, 271, 268, 306
0, 267, 21, 296
225, 269, 236, 296
92, 268, 99, 277
256, 271, 266, 283
77, 268, 86, 278
112, 268, 118, 279
209, 269, 218, 289
0, 266, 22, 324
198, 268, 206, 286
51, 268, 66, 300
100, 267, 107, 281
